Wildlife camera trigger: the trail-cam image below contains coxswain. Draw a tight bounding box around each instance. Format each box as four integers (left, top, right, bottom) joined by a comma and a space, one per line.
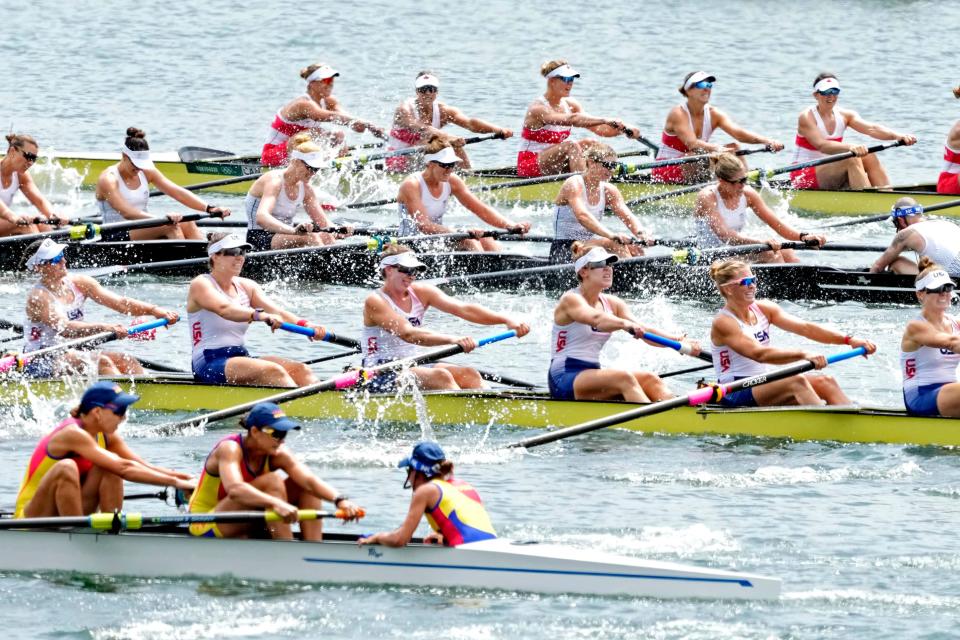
0, 133, 68, 237
870, 197, 960, 276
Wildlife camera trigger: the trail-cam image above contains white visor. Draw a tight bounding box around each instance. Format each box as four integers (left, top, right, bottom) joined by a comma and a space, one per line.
574, 246, 619, 271
208, 234, 253, 256
915, 270, 955, 291
813, 77, 840, 93
683, 71, 716, 91
305, 65, 339, 83
423, 146, 460, 165
122, 145, 155, 171
415, 74, 440, 89
379, 252, 427, 271
546, 64, 580, 79
26, 238, 68, 269
290, 150, 327, 169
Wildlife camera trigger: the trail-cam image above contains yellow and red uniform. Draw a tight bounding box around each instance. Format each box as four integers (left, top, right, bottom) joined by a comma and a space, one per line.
424, 478, 497, 546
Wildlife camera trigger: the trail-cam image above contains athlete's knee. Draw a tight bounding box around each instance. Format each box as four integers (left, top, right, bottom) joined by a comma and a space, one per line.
51, 459, 81, 483
260, 472, 288, 499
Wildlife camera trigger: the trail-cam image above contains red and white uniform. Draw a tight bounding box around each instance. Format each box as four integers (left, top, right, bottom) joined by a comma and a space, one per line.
362, 289, 426, 366
711, 304, 771, 383
937, 143, 960, 195
517, 97, 573, 178
386, 99, 441, 173
651, 103, 714, 184
790, 106, 847, 189
901, 314, 960, 392
261, 97, 329, 167
548, 289, 613, 375
188, 275, 250, 370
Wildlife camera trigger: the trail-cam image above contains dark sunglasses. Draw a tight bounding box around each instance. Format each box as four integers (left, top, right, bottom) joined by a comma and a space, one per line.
19, 148, 38, 163
595, 159, 620, 171
433, 161, 457, 170
303, 164, 320, 174
692, 81, 713, 90
44, 252, 65, 265
416, 86, 438, 94
586, 260, 613, 270
396, 265, 424, 276
556, 76, 577, 84
723, 276, 757, 287
925, 284, 956, 294
260, 426, 288, 441
817, 88, 840, 96
218, 247, 248, 257
722, 176, 748, 185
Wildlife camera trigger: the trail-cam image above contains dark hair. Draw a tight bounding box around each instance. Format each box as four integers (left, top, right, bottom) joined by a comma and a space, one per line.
813, 72, 837, 88
125, 127, 149, 151
416, 69, 435, 79
678, 71, 697, 96
953, 85, 960, 100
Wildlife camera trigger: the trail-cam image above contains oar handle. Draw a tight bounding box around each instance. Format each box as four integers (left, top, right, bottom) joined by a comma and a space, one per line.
279, 322, 318, 338
264, 508, 366, 522
640, 331, 710, 362
749, 140, 904, 181
128, 318, 169, 335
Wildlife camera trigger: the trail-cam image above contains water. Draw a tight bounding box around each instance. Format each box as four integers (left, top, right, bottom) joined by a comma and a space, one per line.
2, 1, 960, 638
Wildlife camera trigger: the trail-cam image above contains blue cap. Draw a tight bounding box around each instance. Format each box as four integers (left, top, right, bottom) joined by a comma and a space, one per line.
397, 441, 446, 477
79, 381, 140, 413
245, 402, 301, 432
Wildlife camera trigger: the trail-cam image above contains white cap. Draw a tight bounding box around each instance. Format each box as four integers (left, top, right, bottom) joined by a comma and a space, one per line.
26, 238, 67, 269
208, 233, 253, 256
305, 65, 339, 83
574, 246, 619, 271
415, 73, 440, 89
915, 269, 955, 292
290, 149, 327, 169
379, 252, 427, 271
813, 77, 840, 93
545, 64, 580, 79
121, 144, 155, 171
423, 146, 460, 165
683, 71, 716, 91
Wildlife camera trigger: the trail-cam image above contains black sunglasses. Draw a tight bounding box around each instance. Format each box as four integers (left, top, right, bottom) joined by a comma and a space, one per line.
433, 161, 457, 170
597, 159, 619, 171
218, 247, 248, 257
304, 164, 320, 174
396, 265, 423, 276
20, 148, 38, 163
416, 86, 438, 94
925, 284, 956, 294
261, 426, 288, 441
722, 176, 748, 185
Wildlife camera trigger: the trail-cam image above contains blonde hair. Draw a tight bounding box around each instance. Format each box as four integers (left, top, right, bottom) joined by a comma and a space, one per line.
299, 62, 331, 80
540, 59, 568, 77
286, 131, 313, 152
709, 259, 749, 287
6, 133, 37, 150
916, 257, 943, 284
380, 243, 412, 257
583, 141, 616, 164
422, 133, 458, 153
293, 139, 323, 155
713, 152, 743, 181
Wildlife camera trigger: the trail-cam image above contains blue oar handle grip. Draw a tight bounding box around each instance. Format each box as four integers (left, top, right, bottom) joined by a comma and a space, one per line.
127, 318, 169, 335
478, 330, 517, 347
641, 331, 694, 355
279, 322, 317, 338
826, 346, 867, 364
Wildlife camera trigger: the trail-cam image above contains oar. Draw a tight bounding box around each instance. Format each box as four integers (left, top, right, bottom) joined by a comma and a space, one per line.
277, 323, 363, 351
822, 196, 960, 229
339, 132, 505, 168
616, 146, 772, 177
510, 347, 867, 449
0, 319, 168, 374
639, 332, 712, 363
0, 212, 219, 246
659, 362, 713, 379
0, 508, 362, 531
159, 330, 518, 432
148, 174, 263, 197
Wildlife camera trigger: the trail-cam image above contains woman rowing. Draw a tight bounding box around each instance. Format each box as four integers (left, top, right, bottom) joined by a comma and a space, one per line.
517, 59, 643, 178
693, 152, 826, 263
261, 62, 386, 167
21, 239, 179, 376
549, 245, 700, 402
870, 197, 960, 276
651, 71, 783, 184
1, 133, 68, 237
14, 381, 195, 519
790, 73, 916, 190
550, 142, 650, 262
397, 137, 531, 252
244, 137, 342, 250
359, 441, 495, 547
936, 84, 960, 194
385, 71, 512, 172
362, 245, 529, 391
95, 127, 231, 241
708, 258, 876, 407
900, 259, 960, 416
186, 233, 336, 387
188, 402, 363, 540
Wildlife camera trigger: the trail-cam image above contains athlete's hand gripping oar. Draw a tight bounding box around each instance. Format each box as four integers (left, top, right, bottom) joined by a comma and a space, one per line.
0, 508, 364, 531
0, 212, 221, 247
822, 197, 960, 230
276, 322, 361, 351
639, 331, 712, 363
745, 140, 906, 185
0, 318, 169, 375
509, 347, 867, 449
159, 330, 519, 432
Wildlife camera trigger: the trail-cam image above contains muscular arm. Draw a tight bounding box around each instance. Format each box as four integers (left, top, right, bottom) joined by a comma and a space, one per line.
415, 282, 514, 325
359, 484, 437, 547
51, 427, 190, 488
694, 189, 762, 245
746, 188, 802, 241
186, 276, 255, 320
363, 293, 461, 347
217, 442, 291, 511
18, 172, 58, 219
449, 176, 520, 230
870, 227, 923, 272
397, 178, 453, 234
605, 186, 646, 238
711, 309, 810, 364
763, 300, 850, 346
73, 274, 167, 318
275, 451, 341, 503
148, 169, 212, 212
796, 110, 853, 155
554, 290, 636, 333
442, 104, 510, 137
903, 318, 960, 353
669, 107, 718, 153
846, 109, 910, 141
714, 109, 776, 146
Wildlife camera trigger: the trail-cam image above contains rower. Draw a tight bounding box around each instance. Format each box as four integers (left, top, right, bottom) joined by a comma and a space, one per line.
1, 133, 68, 237
260, 62, 386, 166
188, 402, 363, 540
900, 259, 960, 416
396, 137, 531, 252
936, 84, 960, 195
548, 246, 700, 402
95, 127, 231, 241
244, 138, 343, 250
358, 441, 495, 547
517, 60, 643, 178
20, 238, 179, 376
550, 142, 650, 262
362, 245, 529, 392
789, 73, 916, 190
186, 233, 335, 387
14, 381, 195, 519
870, 197, 960, 276
651, 71, 783, 184
385, 71, 512, 172
693, 152, 826, 263
708, 258, 876, 407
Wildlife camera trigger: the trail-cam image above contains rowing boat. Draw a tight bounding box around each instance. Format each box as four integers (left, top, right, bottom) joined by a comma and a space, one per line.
23, 151, 958, 216
5, 378, 955, 446
0, 528, 779, 599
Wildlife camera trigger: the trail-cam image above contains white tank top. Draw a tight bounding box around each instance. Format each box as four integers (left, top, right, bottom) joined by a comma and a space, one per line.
909, 219, 960, 275
0, 170, 20, 207
553, 176, 608, 241
387, 98, 442, 151
23, 280, 86, 353
245, 171, 306, 230
902, 313, 960, 391
398, 173, 451, 236
655, 103, 713, 161
362, 289, 427, 365
711, 304, 771, 383
188, 275, 251, 368
792, 106, 847, 165
519, 97, 574, 154
695, 185, 748, 248
97, 165, 149, 224
549, 289, 613, 374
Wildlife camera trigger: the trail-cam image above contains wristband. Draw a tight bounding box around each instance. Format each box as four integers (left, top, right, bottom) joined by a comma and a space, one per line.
333, 494, 349, 505
296, 318, 309, 327
843, 335, 852, 345
799, 232, 809, 241
252, 308, 264, 322
205, 204, 215, 213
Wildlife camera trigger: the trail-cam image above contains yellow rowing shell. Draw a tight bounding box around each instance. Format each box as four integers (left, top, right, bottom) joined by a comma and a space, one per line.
7, 377, 957, 446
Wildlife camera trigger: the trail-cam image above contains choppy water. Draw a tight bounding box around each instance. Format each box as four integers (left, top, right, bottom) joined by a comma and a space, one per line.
2, 1, 960, 638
